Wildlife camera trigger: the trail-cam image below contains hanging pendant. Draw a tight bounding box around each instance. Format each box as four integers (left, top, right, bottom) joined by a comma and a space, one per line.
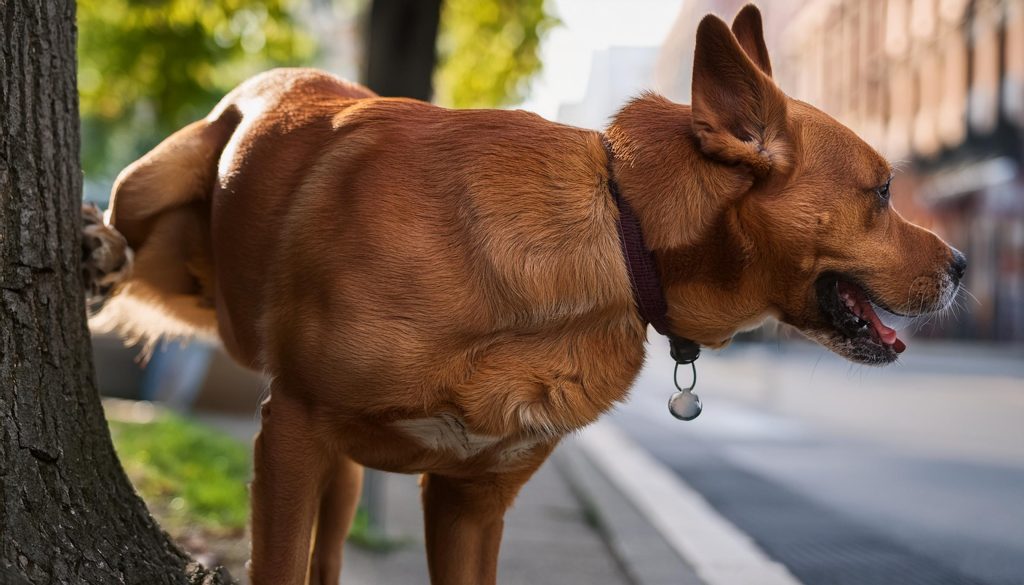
668, 389, 702, 420
667, 340, 702, 421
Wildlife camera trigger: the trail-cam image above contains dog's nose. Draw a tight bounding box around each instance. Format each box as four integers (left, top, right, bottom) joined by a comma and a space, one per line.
949, 248, 967, 282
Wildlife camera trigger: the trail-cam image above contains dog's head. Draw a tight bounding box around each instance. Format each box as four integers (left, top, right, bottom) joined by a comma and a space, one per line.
646, 6, 965, 365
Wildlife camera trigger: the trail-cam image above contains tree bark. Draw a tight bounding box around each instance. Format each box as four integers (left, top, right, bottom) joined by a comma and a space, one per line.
0, 2, 230, 583
363, 0, 443, 101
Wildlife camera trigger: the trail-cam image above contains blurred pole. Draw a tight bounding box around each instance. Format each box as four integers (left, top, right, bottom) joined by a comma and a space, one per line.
362, 467, 386, 539
363, 0, 443, 101
359, 0, 443, 537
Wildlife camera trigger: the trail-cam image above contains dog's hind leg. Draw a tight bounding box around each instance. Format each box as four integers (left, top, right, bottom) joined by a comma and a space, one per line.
90, 110, 241, 348
108, 112, 238, 249
81, 203, 133, 306
309, 455, 364, 585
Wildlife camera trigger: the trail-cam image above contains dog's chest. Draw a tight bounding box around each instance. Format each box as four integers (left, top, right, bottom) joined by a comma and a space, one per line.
392, 413, 544, 469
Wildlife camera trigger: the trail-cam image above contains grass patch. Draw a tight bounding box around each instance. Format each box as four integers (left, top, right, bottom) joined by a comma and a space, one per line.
347, 508, 408, 553
108, 411, 251, 535
106, 402, 393, 563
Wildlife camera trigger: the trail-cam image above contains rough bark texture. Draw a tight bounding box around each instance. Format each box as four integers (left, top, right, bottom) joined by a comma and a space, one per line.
0, 2, 230, 583
364, 0, 442, 101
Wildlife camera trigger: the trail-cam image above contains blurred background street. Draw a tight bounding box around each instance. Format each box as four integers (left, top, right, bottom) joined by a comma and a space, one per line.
613, 337, 1024, 585
78, 0, 1024, 583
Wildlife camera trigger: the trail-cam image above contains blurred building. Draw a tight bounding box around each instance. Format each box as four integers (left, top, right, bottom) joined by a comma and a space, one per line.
655, 0, 801, 103
556, 46, 660, 128
658, 0, 1024, 341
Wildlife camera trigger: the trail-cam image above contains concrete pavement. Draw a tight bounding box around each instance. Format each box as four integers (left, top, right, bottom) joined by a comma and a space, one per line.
339, 456, 635, 585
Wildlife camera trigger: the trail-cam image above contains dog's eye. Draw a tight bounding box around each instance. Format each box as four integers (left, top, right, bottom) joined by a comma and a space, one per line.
876, 179, 892, 204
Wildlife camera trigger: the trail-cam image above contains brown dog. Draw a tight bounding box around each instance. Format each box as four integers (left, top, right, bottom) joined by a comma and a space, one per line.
85, 5, 964, 584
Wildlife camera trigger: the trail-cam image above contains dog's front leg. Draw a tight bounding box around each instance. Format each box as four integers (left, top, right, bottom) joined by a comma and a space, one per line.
421, 449, 552, 585
309, 455, 364, 585
249, 389, 329, 585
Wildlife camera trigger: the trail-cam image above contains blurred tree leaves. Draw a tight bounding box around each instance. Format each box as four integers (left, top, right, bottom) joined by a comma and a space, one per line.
77, 0, 555, 194
78, 0, 314, 185
435, 0, 555, 109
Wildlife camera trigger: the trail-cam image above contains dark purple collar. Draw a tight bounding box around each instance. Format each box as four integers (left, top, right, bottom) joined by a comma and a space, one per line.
603, 137, 701, 365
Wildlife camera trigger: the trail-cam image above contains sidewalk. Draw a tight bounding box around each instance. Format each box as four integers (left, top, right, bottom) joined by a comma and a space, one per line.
340, 456, 631, 585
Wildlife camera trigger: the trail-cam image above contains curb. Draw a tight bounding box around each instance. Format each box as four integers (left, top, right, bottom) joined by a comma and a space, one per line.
560, 419, 803, 585
556, 440, 702, 585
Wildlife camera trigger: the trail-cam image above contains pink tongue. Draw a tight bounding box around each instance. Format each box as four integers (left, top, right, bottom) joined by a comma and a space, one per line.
893, 338, 906, 353
858, 300, 901, 349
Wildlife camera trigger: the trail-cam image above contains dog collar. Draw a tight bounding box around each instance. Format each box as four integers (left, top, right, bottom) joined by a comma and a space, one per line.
602, 136, 704, 421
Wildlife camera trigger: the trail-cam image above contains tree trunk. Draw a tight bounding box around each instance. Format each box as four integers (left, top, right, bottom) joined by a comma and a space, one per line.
0, 2, 230, 583
363, 0, 443, 101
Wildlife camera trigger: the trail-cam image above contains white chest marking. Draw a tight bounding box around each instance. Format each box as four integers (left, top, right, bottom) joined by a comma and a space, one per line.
393, 413, 501, 459
493, 436, 544, 470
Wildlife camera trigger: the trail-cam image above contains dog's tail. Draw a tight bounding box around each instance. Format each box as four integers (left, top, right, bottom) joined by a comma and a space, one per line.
88, 109, 241, 357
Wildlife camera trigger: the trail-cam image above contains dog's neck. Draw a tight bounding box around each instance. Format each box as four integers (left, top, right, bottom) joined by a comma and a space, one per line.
605, 94, 769, 346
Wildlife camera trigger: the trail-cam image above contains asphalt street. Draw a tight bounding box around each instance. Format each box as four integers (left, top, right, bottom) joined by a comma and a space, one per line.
611, 337, 1024, 585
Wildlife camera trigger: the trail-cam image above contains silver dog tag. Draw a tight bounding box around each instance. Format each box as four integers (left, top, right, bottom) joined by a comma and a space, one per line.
667, 337, 702, 421
668, 390, 702, 420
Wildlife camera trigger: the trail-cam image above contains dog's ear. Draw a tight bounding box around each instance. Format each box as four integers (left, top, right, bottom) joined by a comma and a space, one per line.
731, 4, 771, 77
691, 14, 789, 177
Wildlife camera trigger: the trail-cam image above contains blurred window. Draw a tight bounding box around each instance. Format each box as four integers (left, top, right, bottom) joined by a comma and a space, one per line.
969, 0, 1001, 133
938, 24, 969, 147
1005, 0, 1024, 125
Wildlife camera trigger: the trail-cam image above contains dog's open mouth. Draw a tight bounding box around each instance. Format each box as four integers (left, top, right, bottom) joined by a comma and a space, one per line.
816, 275, 906, 361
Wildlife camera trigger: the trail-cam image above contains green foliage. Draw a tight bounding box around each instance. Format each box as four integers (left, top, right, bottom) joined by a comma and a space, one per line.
347, 507, 407, 552
79, 0, 555, 186
108, 412, 252, 533
109, 409, 380, 549
436, 0, 556, 109
78, 0, 315, 183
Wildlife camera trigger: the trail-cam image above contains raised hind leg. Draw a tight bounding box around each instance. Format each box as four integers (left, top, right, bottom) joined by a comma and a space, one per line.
81, 203, 133, 305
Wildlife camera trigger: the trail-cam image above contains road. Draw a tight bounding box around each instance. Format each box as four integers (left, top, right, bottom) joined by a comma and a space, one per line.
610, 337, 1024, 585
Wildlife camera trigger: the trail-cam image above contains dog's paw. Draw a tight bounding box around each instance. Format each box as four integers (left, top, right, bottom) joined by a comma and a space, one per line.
81, 203, 132, 306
